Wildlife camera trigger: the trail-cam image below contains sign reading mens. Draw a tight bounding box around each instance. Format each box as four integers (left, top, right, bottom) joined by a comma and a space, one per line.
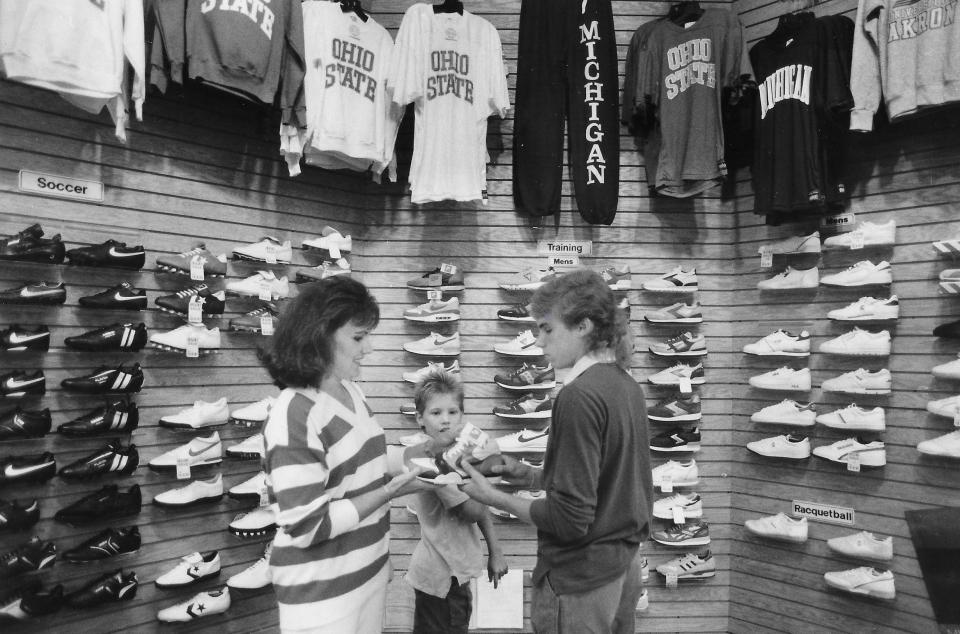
19, 170, 104, 202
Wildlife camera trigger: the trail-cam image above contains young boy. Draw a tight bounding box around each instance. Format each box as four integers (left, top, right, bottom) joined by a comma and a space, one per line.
393, 369, 508, 634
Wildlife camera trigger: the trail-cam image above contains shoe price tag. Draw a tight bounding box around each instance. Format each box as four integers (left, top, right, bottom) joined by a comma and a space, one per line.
186, 334, 200, 358
327, 245, 341, 260
760, 251, 773, 268
190, 257, 205, 281
176, 457, 191, 480
260, 315, 275, 336
672, 506, 686, 525
440, 263, 458, 275
427, 289, 443, 301
847, 454, 861, 472
187, 296, 204, 324
518, 331, 536, 346
258, 282, 273, 302
953, 410, 960, 427
264, 245, 278, 264
679, 377, 693, 394
850, 232, 865, 250
660, 474, 674, 493
259, 484, 270, 507
665, 572, 679, 589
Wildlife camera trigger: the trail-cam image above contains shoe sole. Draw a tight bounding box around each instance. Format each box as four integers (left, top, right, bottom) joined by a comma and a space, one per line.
404, 348, 459, 356
653, 478, 699, 487
821, 279, 892, 287
663, 569, 716, 579
642, 286, 698, 293
1, 344, 50, 352
819, 350, 890, 356
495, 380, 557, 391
0, 297, 65, 305
746, 448, 810, 459
0, 389, 46, 398
743, 351, 810, 357
749, 416, 814, 426
229, 323, 264, 333
649, 349, 708, 357
149, 459, 222, 471
749, 383, 811, 391
59, 465, 139, 479
403, 314, 460, 322
158, 420, 227, 430
408, 285, 465, 292
229, 524, 277, 537
746, 528, 807, 543
493, 411, 552, 420
60, 386, 143, 394
494, 349, 543, 357
227, 450, 263, 460
55, 509, 140, 527
649, 378, 706, 386
822, 387, 890, 394
157, 306, 223, 318
232, 252, 291, 264
78, 302, 146, 311
498, 284, 544, 291
824, 578, 895, 600
151, 343, 220, 354
497, 315, 535, 322
817, 422, 885, 432
64, 343, 147, 352
649, 413, 701, 422
644, 317, 703, 324
154, 494, 224, 508
2, 469, 56, 484
652, 443, 701, 453
229, 417, 265, 428
64, 548, 141, 564
652, 508, 703, 520
652, 535, 711, 546
156, 264, 225, 278
757, 284, 819, 291
813, 453, 886, 467
302, 244, 351, 254
155, 569, 220, 589
57, 427, 138, 437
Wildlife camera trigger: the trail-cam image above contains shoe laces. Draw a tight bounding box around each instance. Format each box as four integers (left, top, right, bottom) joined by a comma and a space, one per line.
0, 541, 34, 563
178, 245, 206, 258
175, 285, 206, 298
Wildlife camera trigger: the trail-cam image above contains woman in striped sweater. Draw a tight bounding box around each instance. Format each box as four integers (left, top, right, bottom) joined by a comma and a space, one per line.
260, 277, 428, 633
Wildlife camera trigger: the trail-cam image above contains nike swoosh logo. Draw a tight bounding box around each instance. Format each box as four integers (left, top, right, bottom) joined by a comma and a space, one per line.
108, 248, 142, 258
188, 444, 217, 457
8, 332, 47, 344
20, 287, 61, 297
518, 433, 547, 443
113, 293, 144, 302
118, 581, 137, 598
5, 377, 42, 389
5, 462, 50, 478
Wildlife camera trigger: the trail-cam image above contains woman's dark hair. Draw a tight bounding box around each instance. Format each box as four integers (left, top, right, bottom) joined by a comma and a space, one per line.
259, 277, 379, 388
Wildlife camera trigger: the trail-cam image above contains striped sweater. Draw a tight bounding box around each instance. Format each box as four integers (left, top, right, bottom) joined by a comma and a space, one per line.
263, 383, 390, 628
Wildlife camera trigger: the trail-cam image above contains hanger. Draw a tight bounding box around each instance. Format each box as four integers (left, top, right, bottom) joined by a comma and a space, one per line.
339, 0, 368, 22
668, 1, 704, 25
433, 0, 464, 14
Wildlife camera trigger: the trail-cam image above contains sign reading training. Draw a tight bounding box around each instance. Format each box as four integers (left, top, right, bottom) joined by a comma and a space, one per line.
19, 170, 104, 202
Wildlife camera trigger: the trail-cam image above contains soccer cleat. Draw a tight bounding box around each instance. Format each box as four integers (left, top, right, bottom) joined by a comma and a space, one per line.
65, 239, 145, 269
827, 531, 894, 561
229, 504, 278, 537
819, 328, 891, 356
229, 302, 282, 333
154, 474, 224, 508
652, 520, 711, 547
822, 220, 896, 250
155, 284, 226, 317
156, 244, 227, 278
494, 330, 543, 356
758, 230, 821, 255
62, 526, 141, 563
227, 471, 267, 501
746, 433, 811, 459
150, 324, 221, 353
648, 394, 702, 422
0, 580, 40, 620
403, 360, 461, 384
745, 513, 808, 542
824, 567, 895, 600
403, 297, 461, 322
932, 354, 960, 380
59, 441, 138, 479
404, 331, 460, 356
821, 368, 891, 394
750, 400, 816, 426
652, 459, 699, 487
0, 233, 65, 263
496, 304, 535, 322
643, 267, 698, 293
230, 397, 275, 426
649, 331, 707, 357
295, 258, 352, 283
78, 282, 147, 310
407, 266, 465, 292
158, 587, 231, 622
64, 323, 148, 352
149, 432, 223, 470
58, 400, 138, 437
226, 433, 264, 460
1, 223, 43, 247
494, 362, 555, 391
19, 582, 64, 618
0, 499, 40, 532
820, 260, 892, 287
0, 407, 51, 440
828, 296, 899, 321
0, 537, 56, 577
757, 265, 819, 290
0, 453, 56, 485
600, 265, 631, 290
742, 330, 810, 356
748, 367, 811, 391
232, 236, 292, 263
652, 492, 703, 520
917, 430, 960, 458
643, 302, 703, 324
813, 438, 886, 467
493, 393, 552, 420
0, 370, 45, 399
66, 569, 139, 608
816, 404, 885, 431
0, 325, 50, 352
656, 551, 715, 579
0, 281, 66, 305
647, 363, 706, 386
159, 398, 229, 430
301, 226, 352, 255
227, 542, 272, 590
495, 428, 549, 453
61, 364, 144, 394
54, 485, 141, 526
498, 267, 558, 291
226, 271, 290, 299
651, 427, 701, 452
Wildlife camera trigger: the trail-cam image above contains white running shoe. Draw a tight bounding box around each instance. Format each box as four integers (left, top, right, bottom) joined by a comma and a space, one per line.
745, 513, 808, 542
296, 258, 351, 282
643, 302, 703, 324
159, 398, 229, 430
402, 360, 461, 384
149, 432, 223, 469
822, 220, 896, 250
301, 227, 352, 254
813, 438, 886, 467
232, 236, 292, 263
150, 324, 221, 353
917, 430, 960, 458
819, 328, 891, 356
926, 395, 960, 418
748, 367, 811, 391
494, 330, 543, 356
932, 354, 960, 380
403, 331, 460, 356
757, 266, 819, 290
227, 542, 272, 590
824, 567, 895, 600
600, 265, 632, 290
821, 260, 892, 287
821, 368, 891, 394
226, 433, 265, 460
816, 404, 885, 431
828, 296, 899, 321
758, 231, 821, 255
158, 587, 231, 622
228, 471, 267, 501
647, 363, 706, 386
229, 396, 275, 426
499, 267, 560, 291
652, 460, 699, 487
495, 428, 549, 453
154, 474, 224, 508
750, 400, 816, 426
155, 551, 222, 588
746, 433, 811, 459
827, 531, 894, 561
642, 267, 698, 293
743, 330, 810, 356
403, 297, 461, 322
226, 271, 290, 299
652, 492, 703, 520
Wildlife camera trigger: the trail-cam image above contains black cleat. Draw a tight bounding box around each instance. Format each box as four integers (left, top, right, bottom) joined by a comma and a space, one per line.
155, 284, 227, 317
0, 499, 40, 532
20, 583, 63, 617
1, 224, 43, 247
62, 526, 140, 563
0, 407, 51, 440
59, 441, 138, 479
229, 302, 281, 333
0, 371, 46, 399
61, 364, 144, 394
66, 239, 145, 270
0, 281, 66, 305
0, 325, 50, 352
0, 578, 41, 620
57, 400, 138, 437
64, 323, 148, 352
77, 282, 147, 311
0, 453, 56, 485
0, 234, 65, 263
0, 536, 57, 578
66, 569, 138, 608
55, 484, 141, 526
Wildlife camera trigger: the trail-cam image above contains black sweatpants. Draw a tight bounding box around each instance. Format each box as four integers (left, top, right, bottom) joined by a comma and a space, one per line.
513, 0, 620, 225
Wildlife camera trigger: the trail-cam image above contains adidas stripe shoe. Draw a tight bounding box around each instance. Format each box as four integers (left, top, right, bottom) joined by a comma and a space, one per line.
58, 400, 138, 437
648, 394, 701, 422
649, 331, 707, 357
643, 302, 703, 324
61, 525, 141, 563
0, 536, 57, 576
493, 393, 552, 420
656, 551, 715, 579
650, 427, 701, 452
58, 441, 139, 479
643, 267, 698, 293
64, 323, 148, 352
652, 520, 711, 547
155, 284, 226, 317
61, 364, 144, 394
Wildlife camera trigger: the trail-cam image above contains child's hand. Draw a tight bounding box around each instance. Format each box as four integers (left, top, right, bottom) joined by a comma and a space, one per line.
487, 552, 508, 588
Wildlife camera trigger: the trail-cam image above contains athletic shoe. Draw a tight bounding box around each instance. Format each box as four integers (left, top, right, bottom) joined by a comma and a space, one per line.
229, 302, 281, 333
917, 430, 960, 458
66, 569, 139, 608
301, 226, 352, 255
933, 318, 960, 339
498, 267, 558, 291
652, 520, 711, 547
827, 531, 894, 561
935, 269, 959, 293
652, 492, 703, 520
757, 265, 819, 290
652, 459, 699, 487
644, 302, 703, 324
758, 230, 821, 255
156, 244, 227, 278
149, 432, 223, 470
824, 567, 895, 600
0, 281, 66, 305
160, 398, 229, 430
934, 235, 960, 256
816, 404, 885, 431
643, 267, 698, 293
226, 434, 264, 459
496, 304, 535, 322
748, 367, 811, 391
150, 324, 221, 353
62, 526, 141, 563
828, 296, 899, 321
65, 323, 148, 352
743, 330, 810, 356
400, 403, 416, 417
494, 331, 543, 356
155, 284, 226, 317
58, 400, 138, 437
402, 360, 461, 384
158, 587, 231, 622
819, 328, 891, 356
403, 297, 461, 322
750, 400, 815, 426
0, 370, 45, 399
927, 395, 960, 418
404, 331, 460, 356
229, 397, 275, 426
600, 265, 631, 290
649, 331, 707, 357
18, 582, 63, 618
746, 433, 811, 459
59, 441, 138, 479
813, 438, 886, 467
78, 282, 146, 310
54, 484, 141, 526
0, 234, 65, 263
0, 325, 50, 352
0, 453, 56, 485
154, 474, 224, 508
0, 580, 41, 620
229, 504, 278, 537
745, 513, 808, 542
648, 394, 701, 422
821, 368, 891, 394
407, 266, 465, 292
227, 542, 272, 590
61, 363, 144, 394
296, 258, 352, 283
493, 393, 552, 420
0, 537, 56, 577
226, 271, 290, 300
0, 407, 51, 440
232, 236, 292, 263
932, 354, 960, 380
636, 589, 649, 611
647, 363, 706, 387
495, 428, 549, 453
228, 472, 267, 502
656, 551, 715, 579
0, 499, 40, 532
494, 362, 555, 391
1, 223, 43, 247
822, 220, 896, 250
65, 239, 145, 269
651, 427, 701, 452
820, 260, 892, 287
399, 431, 431, 447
